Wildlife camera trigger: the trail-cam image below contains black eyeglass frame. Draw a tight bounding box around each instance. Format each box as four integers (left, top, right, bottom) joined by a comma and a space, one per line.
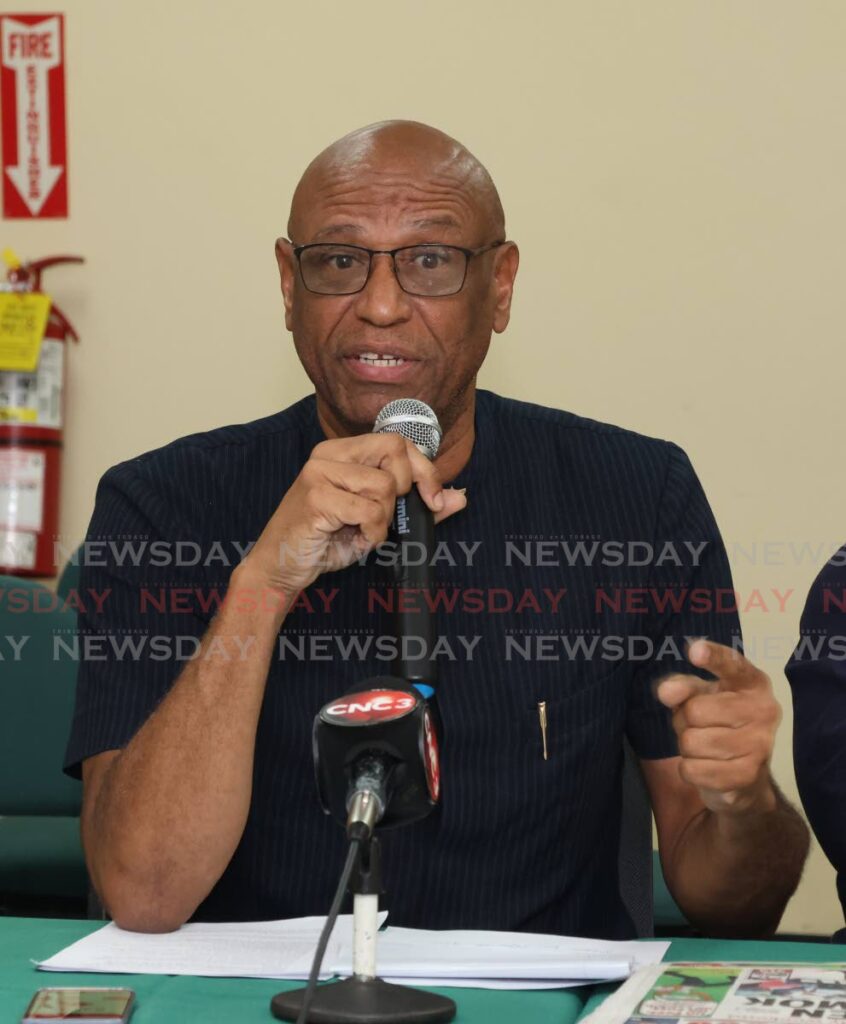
288, 240, 505, 296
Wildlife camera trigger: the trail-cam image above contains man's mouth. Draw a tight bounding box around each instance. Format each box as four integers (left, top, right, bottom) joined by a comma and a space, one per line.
355, 352, 408, 367
342, 350, 421, 382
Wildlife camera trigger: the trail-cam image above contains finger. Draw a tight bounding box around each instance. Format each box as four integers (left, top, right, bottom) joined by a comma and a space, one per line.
655, 673, 715, 710
312, 434, 446, 515
687, 638, 768, 693
677, 753, 763, 794
310, 486, 390, 547
311, 434, 414, 496
311, 461, 397, 525
403, 440, 448, 512
673, 691, 755, 729
677, 724, 761, 761
433, 486, 468, 524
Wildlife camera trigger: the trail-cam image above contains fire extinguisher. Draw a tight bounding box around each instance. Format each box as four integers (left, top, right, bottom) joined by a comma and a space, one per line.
0, 254, 83, 577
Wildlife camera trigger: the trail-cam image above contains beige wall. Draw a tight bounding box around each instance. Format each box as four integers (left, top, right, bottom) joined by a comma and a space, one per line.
3, 0, 844, 933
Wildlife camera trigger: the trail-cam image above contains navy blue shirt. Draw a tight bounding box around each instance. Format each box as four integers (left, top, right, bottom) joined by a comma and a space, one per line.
65, 390, 740, 938
786, 543, 846, 935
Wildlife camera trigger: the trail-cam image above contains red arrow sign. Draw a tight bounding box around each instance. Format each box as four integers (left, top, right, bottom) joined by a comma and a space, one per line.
1, 14, 68, 218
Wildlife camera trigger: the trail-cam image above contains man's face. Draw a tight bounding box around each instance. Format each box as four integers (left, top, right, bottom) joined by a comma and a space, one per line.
276, 155, 518, 438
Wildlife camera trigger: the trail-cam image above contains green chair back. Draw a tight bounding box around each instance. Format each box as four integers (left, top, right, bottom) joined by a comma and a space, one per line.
0, 575, 81, 815
56, 553, 81, 601
653, 849, 690, 932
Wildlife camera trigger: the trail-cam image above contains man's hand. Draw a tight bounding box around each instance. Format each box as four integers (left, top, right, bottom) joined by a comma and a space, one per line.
241, 432, 467, 601
649, 638, 808, 936
656, 639, 782, 816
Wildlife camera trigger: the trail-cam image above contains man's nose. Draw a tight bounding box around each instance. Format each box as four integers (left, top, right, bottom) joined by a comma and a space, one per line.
353, 253, 412, 326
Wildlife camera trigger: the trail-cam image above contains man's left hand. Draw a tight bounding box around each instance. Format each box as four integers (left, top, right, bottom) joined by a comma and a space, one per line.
656, 639, 782, 815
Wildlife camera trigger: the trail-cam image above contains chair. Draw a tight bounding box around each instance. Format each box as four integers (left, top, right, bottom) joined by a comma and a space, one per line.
55, 554, 80, 601
652, 849, 690, 934
0, 574, 88, 915
618, 741, 654, 936
617, 741, 694, 937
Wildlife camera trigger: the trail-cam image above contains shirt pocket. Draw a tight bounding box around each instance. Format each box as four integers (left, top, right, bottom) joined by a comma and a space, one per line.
524, 659, 629, 764
435, 661, 629, 843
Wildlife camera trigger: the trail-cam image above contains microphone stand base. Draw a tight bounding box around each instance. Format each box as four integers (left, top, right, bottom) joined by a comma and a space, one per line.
270, 975, 456, 1023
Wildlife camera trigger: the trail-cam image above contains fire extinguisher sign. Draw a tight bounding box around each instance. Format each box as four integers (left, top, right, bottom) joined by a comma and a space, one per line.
0, 14, 68, 219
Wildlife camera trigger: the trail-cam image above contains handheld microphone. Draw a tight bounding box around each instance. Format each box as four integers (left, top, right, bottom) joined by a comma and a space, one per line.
373, 399, 442, 693
312, 400, 444, 843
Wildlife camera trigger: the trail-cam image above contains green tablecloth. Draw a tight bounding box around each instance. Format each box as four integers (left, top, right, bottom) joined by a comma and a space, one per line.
0, 917, 586, 1023
2, 918, 845, 1024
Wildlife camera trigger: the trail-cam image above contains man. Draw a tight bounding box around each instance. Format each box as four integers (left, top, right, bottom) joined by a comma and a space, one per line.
66, 120, 808, 938
786, 543, 846, 940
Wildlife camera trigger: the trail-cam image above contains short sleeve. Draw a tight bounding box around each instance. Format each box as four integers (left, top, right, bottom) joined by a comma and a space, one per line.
64, 460, 213, 778
625, 443, 743, 759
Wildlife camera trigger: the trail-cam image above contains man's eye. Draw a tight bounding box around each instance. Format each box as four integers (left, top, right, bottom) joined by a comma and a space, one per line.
320, 251, 365, 270
412, 250, 451, 270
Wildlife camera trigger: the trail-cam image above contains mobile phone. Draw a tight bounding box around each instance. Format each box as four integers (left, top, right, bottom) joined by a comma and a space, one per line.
21, 987, 135, 1023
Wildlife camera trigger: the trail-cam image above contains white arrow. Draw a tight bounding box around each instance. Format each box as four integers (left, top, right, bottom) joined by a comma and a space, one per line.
1, 16, 63, 216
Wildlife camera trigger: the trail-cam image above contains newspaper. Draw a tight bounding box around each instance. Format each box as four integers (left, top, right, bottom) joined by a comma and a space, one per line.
582, 962, 846, 1024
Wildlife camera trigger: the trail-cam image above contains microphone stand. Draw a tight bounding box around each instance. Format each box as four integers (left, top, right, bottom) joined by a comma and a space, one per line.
274, 401, 452, 1021
271, 837, 456, 1023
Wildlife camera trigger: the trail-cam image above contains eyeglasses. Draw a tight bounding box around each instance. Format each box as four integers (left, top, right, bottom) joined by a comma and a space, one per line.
290, 240, 504, 296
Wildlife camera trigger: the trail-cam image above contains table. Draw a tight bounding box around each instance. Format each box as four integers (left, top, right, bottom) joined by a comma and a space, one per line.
2, 917, 845, 1023
0, 917, 584, 1023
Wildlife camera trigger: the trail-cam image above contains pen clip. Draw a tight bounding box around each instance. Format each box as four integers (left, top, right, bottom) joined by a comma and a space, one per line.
538, 700, 548, 761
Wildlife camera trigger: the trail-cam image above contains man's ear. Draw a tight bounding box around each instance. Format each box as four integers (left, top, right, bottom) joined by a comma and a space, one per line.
492, 242, 519, 334
275, 238, 296, 332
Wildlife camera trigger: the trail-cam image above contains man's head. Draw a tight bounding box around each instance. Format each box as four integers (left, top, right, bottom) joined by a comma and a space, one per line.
276, 121, 519, 450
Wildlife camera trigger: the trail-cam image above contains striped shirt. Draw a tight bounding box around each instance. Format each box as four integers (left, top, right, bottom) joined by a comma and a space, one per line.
65, 389, 740, 938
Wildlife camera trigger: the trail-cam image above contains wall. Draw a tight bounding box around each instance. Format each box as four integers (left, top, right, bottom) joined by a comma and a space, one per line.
3, 0, 844, 933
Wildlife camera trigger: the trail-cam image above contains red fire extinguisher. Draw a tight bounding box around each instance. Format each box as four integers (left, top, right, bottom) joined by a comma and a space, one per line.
0, 254, 83, 577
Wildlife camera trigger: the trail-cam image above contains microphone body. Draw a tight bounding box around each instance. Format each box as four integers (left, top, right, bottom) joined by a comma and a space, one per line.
373, 399, 443, 690
389, 487, 437, 687
312, 400, 445, 841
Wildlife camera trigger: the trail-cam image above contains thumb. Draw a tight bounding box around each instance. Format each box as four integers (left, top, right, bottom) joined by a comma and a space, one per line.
655, 673, 715, 710
434, 487, 468, 524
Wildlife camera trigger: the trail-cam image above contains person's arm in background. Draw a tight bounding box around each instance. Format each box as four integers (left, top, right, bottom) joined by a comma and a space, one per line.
786, 543, 846, 936
80, 434, 466, 932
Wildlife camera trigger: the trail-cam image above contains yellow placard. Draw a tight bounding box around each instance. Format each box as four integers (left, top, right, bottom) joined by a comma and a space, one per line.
0, 292, 52, 372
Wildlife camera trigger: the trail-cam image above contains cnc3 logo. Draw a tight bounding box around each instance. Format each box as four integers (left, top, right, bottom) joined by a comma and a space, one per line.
322, 690, 417, 725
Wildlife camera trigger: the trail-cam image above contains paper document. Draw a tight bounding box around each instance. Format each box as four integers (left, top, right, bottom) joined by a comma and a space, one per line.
37, 915, 668, 991
335, 926, 663, 978
38, 914, 385, 981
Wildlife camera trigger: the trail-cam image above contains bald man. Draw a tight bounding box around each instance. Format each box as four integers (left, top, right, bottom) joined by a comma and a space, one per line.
67, 121, 808, 938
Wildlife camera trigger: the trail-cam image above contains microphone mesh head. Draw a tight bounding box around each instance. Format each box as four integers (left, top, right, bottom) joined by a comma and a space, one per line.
373, 399, 442, 461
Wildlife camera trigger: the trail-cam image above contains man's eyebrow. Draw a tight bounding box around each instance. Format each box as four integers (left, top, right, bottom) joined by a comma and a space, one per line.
311, 216, 462, 241
313, 223, 364, 240
411, 216, 461, 231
